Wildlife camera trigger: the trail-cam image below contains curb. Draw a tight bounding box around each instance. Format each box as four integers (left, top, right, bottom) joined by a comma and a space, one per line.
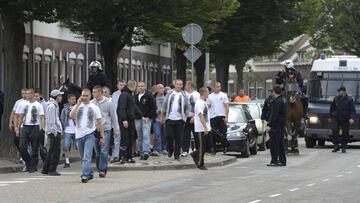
107, 156, 237, 171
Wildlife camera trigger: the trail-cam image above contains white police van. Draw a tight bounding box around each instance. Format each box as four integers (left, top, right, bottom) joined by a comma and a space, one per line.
305, 56, 360, 148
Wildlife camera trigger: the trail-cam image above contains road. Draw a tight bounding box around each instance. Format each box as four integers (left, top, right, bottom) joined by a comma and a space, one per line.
1, 138, 360, 203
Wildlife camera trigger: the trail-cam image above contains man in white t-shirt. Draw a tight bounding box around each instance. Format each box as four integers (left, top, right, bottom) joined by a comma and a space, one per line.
70, 89, 104, 183
191, 87, 211, 170
16, 88, 45, 173
182, 81, 200, 157
206, 82, 229, 153
160, 79, 191, 161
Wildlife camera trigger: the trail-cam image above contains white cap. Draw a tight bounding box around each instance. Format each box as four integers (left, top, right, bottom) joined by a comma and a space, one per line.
50, 89, 64, 97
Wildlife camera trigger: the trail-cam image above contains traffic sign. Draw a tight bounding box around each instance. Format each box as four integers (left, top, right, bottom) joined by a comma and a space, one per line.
182, 23, 203, 45
184, 46, 202, 63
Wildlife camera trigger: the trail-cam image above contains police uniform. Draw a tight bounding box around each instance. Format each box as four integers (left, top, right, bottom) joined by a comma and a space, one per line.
330, 87, 356, 153
267, 87, 286, 166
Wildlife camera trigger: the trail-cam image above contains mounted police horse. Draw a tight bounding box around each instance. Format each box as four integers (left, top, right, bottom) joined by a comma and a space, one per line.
285, 78, 303, 155
58, 78, 83, 111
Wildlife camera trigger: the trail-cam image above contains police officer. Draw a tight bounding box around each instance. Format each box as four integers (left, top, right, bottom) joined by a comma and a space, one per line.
261, 91, 275, 122
87, 61, 111, 91
330, 87, 356, 153
266, 86, 286, 167
276, 59, 308, 118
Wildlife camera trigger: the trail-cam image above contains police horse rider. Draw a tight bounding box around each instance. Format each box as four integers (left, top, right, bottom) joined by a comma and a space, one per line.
87, 60, 111, 91
276, 59, 308, 154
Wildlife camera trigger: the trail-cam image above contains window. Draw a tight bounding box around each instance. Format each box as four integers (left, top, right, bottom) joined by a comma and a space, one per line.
52, 58, 59, 89
22, 53, 30, 88
68, 59, 75, 83
228, 106, 246, 123
42, 56, 51, 99
34, 55, 41, 89
265, 79, 273, 97
76, 60, 83, 87
60, 59, 66, 84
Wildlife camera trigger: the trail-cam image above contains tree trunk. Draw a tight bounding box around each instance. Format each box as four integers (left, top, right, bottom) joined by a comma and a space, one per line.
235, 60, 246, 92
100, 39, 125, 92
0, 15, 25, 160
215, 55, 230, 92
194, 54, 205, 89
175, 47, 186, 84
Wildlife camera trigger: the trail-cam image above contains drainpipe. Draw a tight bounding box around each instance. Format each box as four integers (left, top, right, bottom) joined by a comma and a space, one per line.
85, 40, 89, 82
30, 21, 34, 85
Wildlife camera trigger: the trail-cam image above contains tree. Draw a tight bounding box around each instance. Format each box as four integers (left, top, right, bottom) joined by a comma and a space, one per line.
211, 0, 304, 91
58, 0, 239, 88
306, 0, 360, 55
0, 0, 58, 159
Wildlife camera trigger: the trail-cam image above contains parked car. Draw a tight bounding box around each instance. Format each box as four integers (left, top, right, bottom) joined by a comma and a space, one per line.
233, 101, 268, 151
226, 103, 258, 157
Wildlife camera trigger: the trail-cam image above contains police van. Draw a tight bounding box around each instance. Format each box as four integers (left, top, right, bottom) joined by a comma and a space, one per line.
305, 56, 360, 148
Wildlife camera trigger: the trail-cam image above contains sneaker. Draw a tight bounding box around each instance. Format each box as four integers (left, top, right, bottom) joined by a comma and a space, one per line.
174, 157, 181, 161
161, 150, 169, 155
120, 158, 126, 164
22, 165, 28, 172
99, 172, 106, 178
63, 163, 70, 168
110, 158, 120, 163
151, 151, 160, 156
198, 166, 208, 170
143, 154, 149, 160
48, 171, 61, 176
41, 170, 48, 175
127, 159, 136, 164
81, 176, 90, 183
332, 145, 340, 153
181, 152, 188, 157
28, 169, 36, 173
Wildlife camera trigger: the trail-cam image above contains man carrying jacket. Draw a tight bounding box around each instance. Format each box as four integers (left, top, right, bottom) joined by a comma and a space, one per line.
330, 87, 356, 153
117, 80, 137, 164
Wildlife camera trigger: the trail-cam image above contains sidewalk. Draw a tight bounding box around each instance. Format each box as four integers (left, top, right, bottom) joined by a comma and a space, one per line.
0, 153, 236, 173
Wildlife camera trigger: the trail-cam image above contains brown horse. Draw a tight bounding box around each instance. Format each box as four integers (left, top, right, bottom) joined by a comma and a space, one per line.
285, 78, 303, 154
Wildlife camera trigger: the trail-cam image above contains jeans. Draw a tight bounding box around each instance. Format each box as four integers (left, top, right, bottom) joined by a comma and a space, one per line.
94, 130, 111, 172
19, 125, 40, 171
76, 133, 95, 177
63, 133, 75, 152
112, 134, 121, 158
43, 133, 61, 172
153, 120, 166, 152
135, 119, 152, 156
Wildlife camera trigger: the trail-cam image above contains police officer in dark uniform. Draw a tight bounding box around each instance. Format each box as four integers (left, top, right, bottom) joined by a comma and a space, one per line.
330, 87, 356, 153
261, 91, 275, 122
266, 86, 286, 167
276, 59, 308, 118
87, 61, 111, 91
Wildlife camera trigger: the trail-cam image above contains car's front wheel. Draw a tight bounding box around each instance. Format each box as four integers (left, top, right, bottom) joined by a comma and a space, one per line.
250, 141, 258, 155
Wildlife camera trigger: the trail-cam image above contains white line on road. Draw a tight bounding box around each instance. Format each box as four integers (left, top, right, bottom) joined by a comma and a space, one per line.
357, 165, 360, 168
322, 178, 330, 182
307, 183, 316, 187
269, 194, 281, 198
289, 188, 300, 192
336, 175, 344, 178
248, 200, 262, 203
347, 171, 353, 174
15, 178, 45, 180
0, 184, 9, 187
59, 172, 77, 175
0, 181, 27, 184
32, 176, 58, 178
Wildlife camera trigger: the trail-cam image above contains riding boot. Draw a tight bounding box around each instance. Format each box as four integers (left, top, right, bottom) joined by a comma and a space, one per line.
302, 97, 309, 119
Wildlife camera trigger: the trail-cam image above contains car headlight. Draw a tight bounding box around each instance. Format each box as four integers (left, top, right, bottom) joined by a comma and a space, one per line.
309, 116, 319, 124
228, 131, 246, 138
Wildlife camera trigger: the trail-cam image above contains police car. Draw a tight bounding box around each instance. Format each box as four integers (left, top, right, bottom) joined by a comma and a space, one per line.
305, 56, 360, 147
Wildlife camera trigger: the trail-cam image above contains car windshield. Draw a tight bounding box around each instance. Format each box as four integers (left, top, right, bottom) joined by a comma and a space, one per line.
310, 73, 360, 103
228, 106, 246, 123
240, 104, 260, 119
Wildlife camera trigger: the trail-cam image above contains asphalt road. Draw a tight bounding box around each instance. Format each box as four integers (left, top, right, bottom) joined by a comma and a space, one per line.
1, 138, 360, 203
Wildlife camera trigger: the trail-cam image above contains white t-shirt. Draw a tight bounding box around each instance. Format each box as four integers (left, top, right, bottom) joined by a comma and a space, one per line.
19, 101, 45, 126
138, 92, 145, 102
75, 103, 102, 139
15, 99, 28, 114
65, 118, 76, 134
187, 91, 200, 117
207, 92, 229, 118
168, 91, 183, 121
13, 98, 25, 112
194, 99, 211, 133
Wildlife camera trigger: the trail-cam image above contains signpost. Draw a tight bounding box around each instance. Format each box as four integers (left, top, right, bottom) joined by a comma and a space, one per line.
182, 23, 203, 82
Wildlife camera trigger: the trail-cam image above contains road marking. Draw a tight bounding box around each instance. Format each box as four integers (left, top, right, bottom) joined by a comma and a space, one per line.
336, 175, 344, 178
289, 188, 300, 192
15, 178, 45, 180
269, 194, 281, 198
0, 184, 9, 187
322, 178, 330, 182
307, 183, 316, 187
0, 181, 27, 184
59, 172, 77, 175
32, 176, 58, 178
248, 200, 262, 203
357, 165, 360, 168
347, 171, 353, 174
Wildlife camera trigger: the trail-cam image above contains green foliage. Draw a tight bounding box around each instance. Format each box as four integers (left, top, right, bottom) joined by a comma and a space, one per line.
307, 0, 360, 55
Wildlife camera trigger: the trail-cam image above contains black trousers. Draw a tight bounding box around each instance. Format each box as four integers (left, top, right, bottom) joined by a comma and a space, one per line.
210, 116, 227, 151
120, 120, 136, 160
269, 127, 286, 164
166, 120, 185, 158
182, 117, 194, 153
332, 120, 350, 148
193, 132, 206, 167
43, 133, 61, 172
19, 125, 40, 170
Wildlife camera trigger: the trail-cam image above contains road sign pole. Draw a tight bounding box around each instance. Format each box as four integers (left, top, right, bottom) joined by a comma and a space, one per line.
205, 52, 210, 87
191, 25, 195, 83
